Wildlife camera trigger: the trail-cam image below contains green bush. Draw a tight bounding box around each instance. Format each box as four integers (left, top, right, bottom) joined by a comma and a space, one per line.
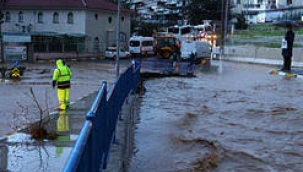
232, 24, 302, 38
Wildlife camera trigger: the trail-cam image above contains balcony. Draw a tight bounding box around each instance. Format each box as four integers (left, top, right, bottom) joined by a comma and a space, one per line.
243, 4, 266, 10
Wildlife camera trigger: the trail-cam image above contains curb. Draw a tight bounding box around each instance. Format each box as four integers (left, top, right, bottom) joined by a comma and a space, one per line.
269, 69, 302, 78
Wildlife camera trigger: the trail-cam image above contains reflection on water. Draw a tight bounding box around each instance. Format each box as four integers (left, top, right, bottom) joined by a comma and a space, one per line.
0, 146, 8, 170
56, 110, 71, 157
129, 61, 303, 172
0, 79, 9, 84
2, 110, 74, 172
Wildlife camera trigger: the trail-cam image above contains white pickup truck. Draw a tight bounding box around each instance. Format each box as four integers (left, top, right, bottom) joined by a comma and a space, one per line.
180, 40, 211, 63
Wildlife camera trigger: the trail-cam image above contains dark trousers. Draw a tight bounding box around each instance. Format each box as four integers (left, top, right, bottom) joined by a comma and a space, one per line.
283, 56, 292, 71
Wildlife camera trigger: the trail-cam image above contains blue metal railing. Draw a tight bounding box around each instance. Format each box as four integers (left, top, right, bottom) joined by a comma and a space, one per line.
63, 61, 141, 172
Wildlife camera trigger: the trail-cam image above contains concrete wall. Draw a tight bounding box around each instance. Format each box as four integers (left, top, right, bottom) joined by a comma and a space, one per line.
223, 46, 303, 67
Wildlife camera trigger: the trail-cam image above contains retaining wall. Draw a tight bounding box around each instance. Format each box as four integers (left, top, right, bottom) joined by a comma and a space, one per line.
223, 46, 303, 67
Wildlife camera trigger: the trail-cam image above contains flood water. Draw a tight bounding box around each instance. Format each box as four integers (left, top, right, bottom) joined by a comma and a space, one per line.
129, 60, 303, 172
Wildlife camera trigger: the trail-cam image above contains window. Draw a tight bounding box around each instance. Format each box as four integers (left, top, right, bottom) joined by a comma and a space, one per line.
22, 26, 26, 32
129, 41, 140, 47
53, 12, 59, 23
67, 12, 73, 24
94, 37, 99, 53
168, 26, 192, 35
142, 41, 153, 46
28, 24, 33, 32
94, 14, 98, 20
108, 16, 112, 23
168, 27, 179, 34
5, 12, 10, 22
119, 32, 126, 42
38, 12, 43, 23
287, 0, 292, 5
18, 11, 24, 22
181, 27, 191, 35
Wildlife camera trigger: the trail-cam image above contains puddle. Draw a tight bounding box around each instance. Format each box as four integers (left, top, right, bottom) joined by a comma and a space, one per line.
0, 131, 79, 172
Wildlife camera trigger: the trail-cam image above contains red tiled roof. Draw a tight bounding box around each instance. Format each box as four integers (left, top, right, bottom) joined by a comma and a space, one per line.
1, 0, 133, 13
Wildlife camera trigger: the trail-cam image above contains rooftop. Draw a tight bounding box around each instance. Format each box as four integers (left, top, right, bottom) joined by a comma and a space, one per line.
0, 0, 133, 13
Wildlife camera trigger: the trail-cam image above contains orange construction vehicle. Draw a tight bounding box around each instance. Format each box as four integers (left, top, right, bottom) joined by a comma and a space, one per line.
154, 35, 180, 59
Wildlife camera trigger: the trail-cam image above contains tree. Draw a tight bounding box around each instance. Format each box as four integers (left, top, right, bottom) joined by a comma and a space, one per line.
235, 13, 248, 30
184, 0, 223, 25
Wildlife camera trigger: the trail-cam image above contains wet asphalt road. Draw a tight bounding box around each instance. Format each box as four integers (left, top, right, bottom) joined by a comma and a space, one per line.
128, 59, 303, 172
0, 59, 131, 172
0, 60, 130, 136
1, 58, 303, 172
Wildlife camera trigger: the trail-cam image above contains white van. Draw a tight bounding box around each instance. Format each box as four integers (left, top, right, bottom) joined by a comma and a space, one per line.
180, 40, 211, 63
129, 36, 155, 57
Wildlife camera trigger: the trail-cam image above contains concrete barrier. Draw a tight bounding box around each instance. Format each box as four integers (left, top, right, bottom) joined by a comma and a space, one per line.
222, 46, 303, 67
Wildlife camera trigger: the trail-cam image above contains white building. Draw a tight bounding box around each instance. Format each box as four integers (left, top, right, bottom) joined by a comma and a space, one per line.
0, 0, 133, 61
231, 0, 303, 24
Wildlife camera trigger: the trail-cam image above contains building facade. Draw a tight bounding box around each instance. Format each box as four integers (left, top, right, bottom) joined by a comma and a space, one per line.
0, 0, 133, 61
231, 0, 303, 24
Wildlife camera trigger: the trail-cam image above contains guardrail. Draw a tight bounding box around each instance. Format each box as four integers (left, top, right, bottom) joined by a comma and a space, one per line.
63, 60, 141, 172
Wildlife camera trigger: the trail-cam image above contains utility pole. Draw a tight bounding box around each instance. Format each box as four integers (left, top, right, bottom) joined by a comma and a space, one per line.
115, 0, 121, 77
220, 0, 228, 54
220, 0, 225, 51
0, 0, 6, 63
0, 3, 4, 64
224, 0, 228, 44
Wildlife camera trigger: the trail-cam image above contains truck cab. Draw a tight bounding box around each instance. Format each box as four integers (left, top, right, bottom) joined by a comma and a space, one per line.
155, 35, 180, 59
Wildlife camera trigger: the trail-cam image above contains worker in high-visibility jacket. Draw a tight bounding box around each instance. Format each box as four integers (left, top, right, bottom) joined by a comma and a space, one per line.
52, 59, 72, 110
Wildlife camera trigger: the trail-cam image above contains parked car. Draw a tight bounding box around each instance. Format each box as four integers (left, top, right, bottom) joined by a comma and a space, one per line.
104, 47, 130, 59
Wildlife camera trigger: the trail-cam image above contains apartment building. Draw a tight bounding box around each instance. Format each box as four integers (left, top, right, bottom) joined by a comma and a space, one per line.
130, 0, 190, 28
231, 0, 303, 24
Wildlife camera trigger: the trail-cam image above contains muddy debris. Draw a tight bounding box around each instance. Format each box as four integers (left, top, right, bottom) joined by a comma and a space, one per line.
192, 151, 219, 171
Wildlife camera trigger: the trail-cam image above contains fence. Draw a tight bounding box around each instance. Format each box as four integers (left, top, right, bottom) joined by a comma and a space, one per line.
32, 40, 129, 54
63, 61, 141, 172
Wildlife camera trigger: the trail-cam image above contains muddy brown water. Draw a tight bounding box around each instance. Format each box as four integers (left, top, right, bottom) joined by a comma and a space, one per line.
129, 60, 303, 172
